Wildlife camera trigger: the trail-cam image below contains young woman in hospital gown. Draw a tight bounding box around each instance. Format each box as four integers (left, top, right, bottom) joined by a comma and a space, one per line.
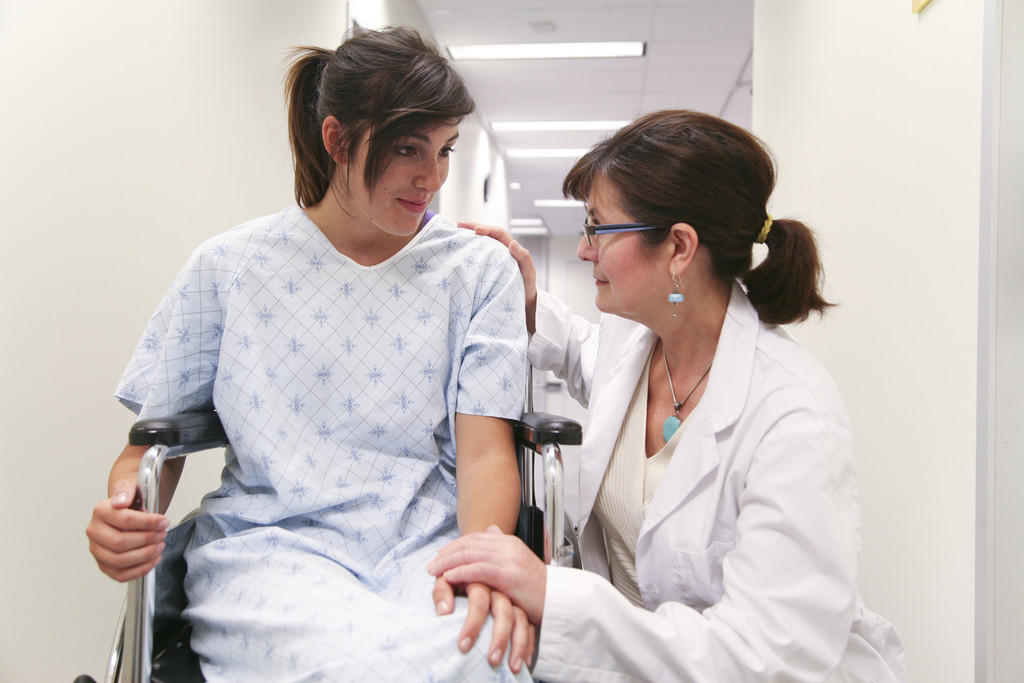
86, 26, 535, 681
430, 110, 907, 682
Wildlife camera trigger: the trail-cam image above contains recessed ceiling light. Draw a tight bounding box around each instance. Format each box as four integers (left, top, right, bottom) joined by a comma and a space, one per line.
507, 149, 589, 159
534, 199, 585, 208
509, 181, 523, 190
492, 120, 630, 132
447, 41, 645, 61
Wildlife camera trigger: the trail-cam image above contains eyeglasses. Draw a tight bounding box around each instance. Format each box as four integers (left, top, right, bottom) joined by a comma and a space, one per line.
582, 219, 661, 246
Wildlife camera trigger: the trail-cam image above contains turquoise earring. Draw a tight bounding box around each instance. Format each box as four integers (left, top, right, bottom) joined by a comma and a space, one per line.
668, 276, 684, 318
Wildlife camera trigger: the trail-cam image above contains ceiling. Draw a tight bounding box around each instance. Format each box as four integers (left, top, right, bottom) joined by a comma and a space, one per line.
416, 0, 754, 237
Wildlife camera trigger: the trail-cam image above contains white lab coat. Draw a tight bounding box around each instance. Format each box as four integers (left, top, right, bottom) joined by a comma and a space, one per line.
530, 284, 905, 683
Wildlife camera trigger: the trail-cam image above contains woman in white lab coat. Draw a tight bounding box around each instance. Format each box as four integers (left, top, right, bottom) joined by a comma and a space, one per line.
429, 110, 906, 682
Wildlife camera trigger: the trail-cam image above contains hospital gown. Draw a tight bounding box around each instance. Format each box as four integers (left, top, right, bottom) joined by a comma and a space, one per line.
116, 206, 530, 681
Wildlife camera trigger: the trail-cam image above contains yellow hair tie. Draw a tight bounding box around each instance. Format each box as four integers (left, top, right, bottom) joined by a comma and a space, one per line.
756, 214, 773, 244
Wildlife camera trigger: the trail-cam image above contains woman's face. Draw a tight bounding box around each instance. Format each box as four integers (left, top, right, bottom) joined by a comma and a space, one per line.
577, 177, 670, 323
345, 123, 460, 237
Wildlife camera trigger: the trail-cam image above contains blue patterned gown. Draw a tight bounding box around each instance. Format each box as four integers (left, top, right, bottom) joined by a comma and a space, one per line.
116, 207, 530, 681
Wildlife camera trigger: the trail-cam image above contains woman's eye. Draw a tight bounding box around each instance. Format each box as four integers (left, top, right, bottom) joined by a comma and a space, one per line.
440, 146, 455, 158
397, 146, 416, 157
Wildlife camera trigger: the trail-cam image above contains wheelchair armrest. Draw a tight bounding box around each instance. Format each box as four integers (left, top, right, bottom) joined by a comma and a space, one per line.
129, 411, 229, 454
514, 411, 581, 567
513, 411, 582, 450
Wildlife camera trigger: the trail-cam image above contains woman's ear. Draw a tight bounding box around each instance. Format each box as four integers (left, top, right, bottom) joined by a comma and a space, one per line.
668, 222, 700, 274
321, 116, 345, 164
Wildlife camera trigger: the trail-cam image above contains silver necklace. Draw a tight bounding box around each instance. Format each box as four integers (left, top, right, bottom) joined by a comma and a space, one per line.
661, 345, 712, 442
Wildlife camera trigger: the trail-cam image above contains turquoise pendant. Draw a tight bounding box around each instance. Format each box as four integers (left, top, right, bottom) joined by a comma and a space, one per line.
663, 416, 681, 442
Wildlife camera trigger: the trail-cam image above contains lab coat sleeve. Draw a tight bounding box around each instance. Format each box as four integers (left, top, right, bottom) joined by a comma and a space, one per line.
533, 415, 861, 683
527, 288, 600, 406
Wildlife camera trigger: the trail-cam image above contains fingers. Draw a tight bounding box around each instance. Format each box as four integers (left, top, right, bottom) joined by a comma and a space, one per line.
430, 532, 548, 626
432, 574, 456, 616
509, 605, 535, 674
457, 222, 536, 281
431, 528, 543, 668
88, 538, 165, 582
506, 240, 537, 283
427, 529, 508, 576
458, 582, 491, 655
87, 511, 166, 582
457, 222, 538, 331
452, 586, 532, 673
86, 492, 170, 583
109, 479, 138, 509
457, 221, 514, 247
437, 560, 506, 594
427, 531, 517, 596
485, 589, 513, 667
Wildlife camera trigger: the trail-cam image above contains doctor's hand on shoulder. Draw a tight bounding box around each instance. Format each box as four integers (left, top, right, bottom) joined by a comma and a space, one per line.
459, 222, 537, 334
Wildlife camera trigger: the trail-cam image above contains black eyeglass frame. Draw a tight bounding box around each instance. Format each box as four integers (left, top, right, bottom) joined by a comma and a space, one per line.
582, 221, 661, 246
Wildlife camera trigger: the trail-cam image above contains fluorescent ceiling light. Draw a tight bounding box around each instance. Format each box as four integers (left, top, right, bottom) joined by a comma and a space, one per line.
493, 120, 629, 132
510, 218, 544, 227
534, 199, 585, 208
448, 41, 645, 61
507, 148, 589, 159
509, 181, 523, 190
509, 226, 551, 237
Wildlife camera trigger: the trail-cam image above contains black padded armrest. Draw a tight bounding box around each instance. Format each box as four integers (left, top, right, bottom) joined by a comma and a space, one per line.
128, 411, 228, 453
513, 411, 582, 449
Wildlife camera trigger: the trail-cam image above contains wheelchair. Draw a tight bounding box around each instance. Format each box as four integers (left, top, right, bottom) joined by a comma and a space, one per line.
78, 408, 581, 683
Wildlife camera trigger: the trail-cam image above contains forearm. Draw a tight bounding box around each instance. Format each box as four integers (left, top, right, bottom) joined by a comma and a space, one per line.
456, 452, 520, 534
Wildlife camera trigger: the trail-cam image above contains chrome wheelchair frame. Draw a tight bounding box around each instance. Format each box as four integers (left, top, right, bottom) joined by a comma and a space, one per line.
84, 409, 580, 683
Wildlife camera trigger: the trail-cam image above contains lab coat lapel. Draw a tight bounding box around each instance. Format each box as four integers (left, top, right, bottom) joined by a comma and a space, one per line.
640, 284, 760, 537
576, 318, 657, 529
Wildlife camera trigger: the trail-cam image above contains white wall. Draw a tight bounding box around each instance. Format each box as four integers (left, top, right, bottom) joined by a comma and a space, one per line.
0, 2, 351, 680
981, 0, 1024, 679
753, 2, 985, 680
439, 119, 510, 228
349, 0, 424, 32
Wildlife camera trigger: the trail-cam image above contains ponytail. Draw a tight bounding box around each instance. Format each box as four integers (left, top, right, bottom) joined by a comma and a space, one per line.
743, 218, 832, 325
285, 47, 333, 208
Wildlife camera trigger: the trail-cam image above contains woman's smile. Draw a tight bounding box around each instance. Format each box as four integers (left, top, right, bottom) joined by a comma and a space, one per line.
397, 197, 429, 213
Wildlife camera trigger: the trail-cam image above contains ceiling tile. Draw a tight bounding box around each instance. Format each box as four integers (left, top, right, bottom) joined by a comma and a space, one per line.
645, 38, 751, 71
415, 0, 753, 236
651, 3, 753, 41
426, 6, 656, 45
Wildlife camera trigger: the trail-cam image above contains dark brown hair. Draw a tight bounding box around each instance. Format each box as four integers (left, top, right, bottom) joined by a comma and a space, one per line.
285, 26, 475, 207
563, 109, 832, 325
